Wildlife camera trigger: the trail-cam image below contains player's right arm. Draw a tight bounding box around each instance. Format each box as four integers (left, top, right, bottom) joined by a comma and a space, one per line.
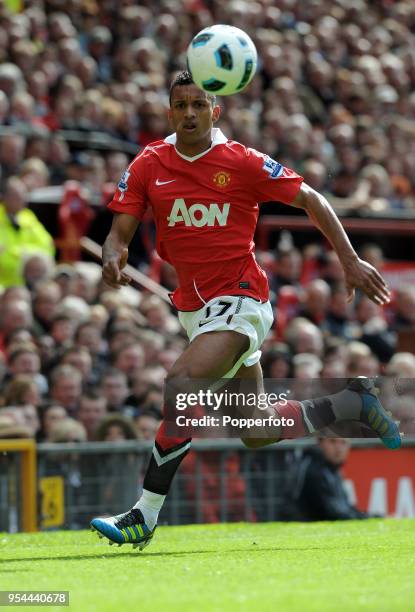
102, 213, 139, 289
103, 151, 149, 289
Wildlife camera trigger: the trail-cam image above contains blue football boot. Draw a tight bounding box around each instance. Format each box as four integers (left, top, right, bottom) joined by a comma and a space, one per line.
91, 508, 155, 550
348, 377, 401, 449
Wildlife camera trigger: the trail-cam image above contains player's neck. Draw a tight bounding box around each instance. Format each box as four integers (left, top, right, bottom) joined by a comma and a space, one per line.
175, 136, 212, 158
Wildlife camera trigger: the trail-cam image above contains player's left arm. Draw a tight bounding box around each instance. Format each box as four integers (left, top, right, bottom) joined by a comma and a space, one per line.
291, 182, 391, 305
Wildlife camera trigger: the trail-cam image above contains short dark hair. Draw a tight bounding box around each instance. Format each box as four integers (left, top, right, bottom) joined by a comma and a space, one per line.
169, 70, 216, 107
95, 414, 137, 441
100, 367, 128, 383
80, 387, 103, 402
135, 408, 162, 422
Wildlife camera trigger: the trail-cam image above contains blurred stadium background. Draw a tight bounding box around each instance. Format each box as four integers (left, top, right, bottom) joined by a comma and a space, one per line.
1, 0, 415, 532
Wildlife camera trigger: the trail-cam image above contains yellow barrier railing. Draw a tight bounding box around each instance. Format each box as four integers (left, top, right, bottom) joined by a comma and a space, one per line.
0, 439, 37, 532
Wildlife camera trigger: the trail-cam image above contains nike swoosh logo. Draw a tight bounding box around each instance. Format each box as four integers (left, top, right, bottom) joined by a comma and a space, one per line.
156, 178, 176, 186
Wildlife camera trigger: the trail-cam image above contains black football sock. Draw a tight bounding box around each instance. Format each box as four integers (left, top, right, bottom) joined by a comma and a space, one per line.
143, 439, 192, 494
133, 421, 191, 530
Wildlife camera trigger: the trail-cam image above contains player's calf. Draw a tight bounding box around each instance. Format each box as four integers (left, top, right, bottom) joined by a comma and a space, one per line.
274, 377, 401, 449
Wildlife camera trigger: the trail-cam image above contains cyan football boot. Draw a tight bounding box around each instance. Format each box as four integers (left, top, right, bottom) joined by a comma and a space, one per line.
91, 508, 155, 550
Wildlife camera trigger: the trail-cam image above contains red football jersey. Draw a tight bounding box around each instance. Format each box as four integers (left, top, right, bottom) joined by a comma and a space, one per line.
108, 129, 303, 310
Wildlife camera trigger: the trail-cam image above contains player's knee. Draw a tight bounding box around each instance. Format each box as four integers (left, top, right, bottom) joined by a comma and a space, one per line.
165, 369, 196, 401
240, 437, 266, 449
167, 363, 204, 381
166, 367, 189, 385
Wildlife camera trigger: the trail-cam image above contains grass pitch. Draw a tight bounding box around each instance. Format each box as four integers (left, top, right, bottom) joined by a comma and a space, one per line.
1, 520, 414, 612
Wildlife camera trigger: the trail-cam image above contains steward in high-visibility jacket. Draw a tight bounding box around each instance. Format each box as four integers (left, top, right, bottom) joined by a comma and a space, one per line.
0, 179, 55, 289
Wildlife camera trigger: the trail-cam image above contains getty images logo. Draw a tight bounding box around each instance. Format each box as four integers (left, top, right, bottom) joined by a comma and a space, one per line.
167, 198, 230, 227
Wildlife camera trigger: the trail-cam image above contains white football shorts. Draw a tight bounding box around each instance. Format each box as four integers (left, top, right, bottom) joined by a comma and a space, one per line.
178, 295, 274, 378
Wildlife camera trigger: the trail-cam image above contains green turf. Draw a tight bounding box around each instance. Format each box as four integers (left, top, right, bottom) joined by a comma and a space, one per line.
1, 520, 414, 612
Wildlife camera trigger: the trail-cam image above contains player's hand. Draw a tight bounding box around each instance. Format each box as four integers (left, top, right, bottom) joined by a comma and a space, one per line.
343, 257, 391, 305
102, 248, 131, 289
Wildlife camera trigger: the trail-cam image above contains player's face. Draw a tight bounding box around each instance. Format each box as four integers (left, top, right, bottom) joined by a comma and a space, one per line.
169, 84, 220, 155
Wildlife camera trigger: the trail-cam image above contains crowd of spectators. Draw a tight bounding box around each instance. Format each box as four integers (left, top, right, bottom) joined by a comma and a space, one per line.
0, 264, 180, 440
0, 0, 415, 213
2, 239, 415, 523
1, 238, 415, 442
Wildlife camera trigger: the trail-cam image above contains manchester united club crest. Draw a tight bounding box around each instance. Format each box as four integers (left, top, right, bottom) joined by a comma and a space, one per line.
213, 171, 231, 187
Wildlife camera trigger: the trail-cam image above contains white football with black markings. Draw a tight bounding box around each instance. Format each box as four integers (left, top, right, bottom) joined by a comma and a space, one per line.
187, 24, 258, 96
